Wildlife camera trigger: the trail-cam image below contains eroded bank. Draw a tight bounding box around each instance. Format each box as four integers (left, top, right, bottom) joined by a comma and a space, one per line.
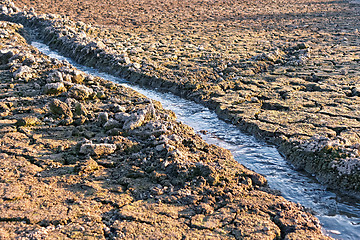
0, 18, 332, 239
1, 0, 359, 195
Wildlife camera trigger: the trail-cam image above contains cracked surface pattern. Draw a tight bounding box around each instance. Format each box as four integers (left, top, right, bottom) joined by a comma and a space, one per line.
0, 20, 330, 239
5, 0, 360, 193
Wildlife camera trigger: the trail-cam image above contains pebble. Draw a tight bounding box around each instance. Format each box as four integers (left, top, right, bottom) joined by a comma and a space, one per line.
44, 82, 67, 95
79, 143, 117, 156
49, 99, 73, 118
68, 84, 94, 100
97, 112, 109, 126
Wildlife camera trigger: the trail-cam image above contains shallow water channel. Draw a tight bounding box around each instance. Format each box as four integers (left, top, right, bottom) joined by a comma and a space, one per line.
32, 41, 360, 239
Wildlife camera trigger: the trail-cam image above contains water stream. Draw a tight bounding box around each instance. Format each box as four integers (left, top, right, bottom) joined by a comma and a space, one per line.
32, 41, 360, 240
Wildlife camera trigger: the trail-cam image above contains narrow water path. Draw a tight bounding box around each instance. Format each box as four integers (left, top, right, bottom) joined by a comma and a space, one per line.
32, 41, 360, 240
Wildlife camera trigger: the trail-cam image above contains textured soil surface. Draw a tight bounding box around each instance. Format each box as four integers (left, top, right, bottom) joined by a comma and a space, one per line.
0, 18, 331, 239
6, 0, 360, 195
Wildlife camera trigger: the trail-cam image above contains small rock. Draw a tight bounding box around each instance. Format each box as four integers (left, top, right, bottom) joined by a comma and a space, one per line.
46, 71, 63, 83
0, 49, 15, 64
124, 56, 131, 64
249, 174, 267, 187
105, 82, 116, 90
114, 112, 131, 122
104, 119, 121, 130
155, 144, 165, 152
250, 97, 259, 103
74, 158, 99, 174
132, 62, 141, 69
13, 65, 32, 80
252, 49, 284, 62
123, 105, 156, 130
44, 82, 67, 95
68, 84, 94, 100
72, 71, 85, 84
351, 87, 360, 97
59, 117, 74, 126
74, 102, 88, 116
295, 43, 309, 50
49, 99, 73, 118
113, 104, 126, 113
73, 115, 87, 126
97, 112, 109, 126
16, 116, 41, 127
107, 128, 122, 136
65, 97, 79, 108
196, 203, 214, 215
79, 143, 117, 156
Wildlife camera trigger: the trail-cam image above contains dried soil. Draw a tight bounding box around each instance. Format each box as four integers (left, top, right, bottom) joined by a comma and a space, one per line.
8, 0, 360, 194
0, 20, 330, 239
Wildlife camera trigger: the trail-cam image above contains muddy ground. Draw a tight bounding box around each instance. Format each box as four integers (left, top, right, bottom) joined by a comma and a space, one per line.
0, 17, 332, 239
5, 0, 360, 194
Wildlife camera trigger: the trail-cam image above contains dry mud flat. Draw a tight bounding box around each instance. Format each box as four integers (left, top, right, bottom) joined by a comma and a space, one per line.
3, 0, 360, 195
0, 19, 331, 239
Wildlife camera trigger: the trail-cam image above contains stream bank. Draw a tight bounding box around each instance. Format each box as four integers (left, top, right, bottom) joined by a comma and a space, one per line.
32, 40, 360, 240
0, 20, 332, 239
2, 0, 359, 196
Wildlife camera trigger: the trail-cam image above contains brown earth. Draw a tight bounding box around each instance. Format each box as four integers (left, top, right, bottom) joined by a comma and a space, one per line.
0, 20, 331, 239
6, 0, 360, 194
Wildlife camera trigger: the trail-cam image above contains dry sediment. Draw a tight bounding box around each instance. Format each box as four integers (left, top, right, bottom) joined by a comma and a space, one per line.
2, 0, 359, 195
0, 18, 331, 239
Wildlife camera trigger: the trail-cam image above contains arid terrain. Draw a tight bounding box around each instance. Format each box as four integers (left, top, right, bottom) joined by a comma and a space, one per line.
7, 0, 360, 194
0, 16, 331, 239
0, 0, 360, 238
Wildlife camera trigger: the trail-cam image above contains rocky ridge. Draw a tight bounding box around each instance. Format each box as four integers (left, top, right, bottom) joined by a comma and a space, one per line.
0, 17, 331, 239
1, 0, 359, 195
